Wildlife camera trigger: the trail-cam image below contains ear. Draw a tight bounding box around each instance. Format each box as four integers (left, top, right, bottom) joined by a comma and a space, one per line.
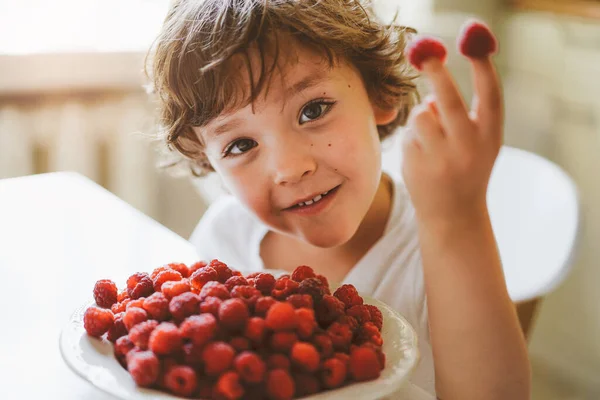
373, 106, 399, 126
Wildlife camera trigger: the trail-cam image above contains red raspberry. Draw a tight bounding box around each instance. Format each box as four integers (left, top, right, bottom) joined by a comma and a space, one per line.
327, 322, 353, 351
270, 331, 298, 353
129, 320, 159, 349
349, 346, 381, 381
407, 36, 448, 71
209, 259, 233, 283
219, 298, 250, 331
142, 292, 170, 321
266, 353, 291, 370
244, 317, 266, 344
355, 342, 386, 369
231, 285, 261, 309
365, 305, 383, 331
265, 302, 298, 331
189, 266, 218, 291
254, 273, 276, 295
126, 272, 154, 299
182, 342, 204, 369
111, 300, 128, 314
148, 322, 183, 355
312, 333, 334, 359
254, 296, 276, 317
151, 265, 171, 280
114, 335, 135, 360
459, 20, 498, 58
93, 279, 118, 308
347, 305, 372, 324
117, 289, 129, 302
356, 322, 383, 346
202, 341, 235, 376
336, 315, 359, 333
333, 284, 363, 308
321, 358, 347, 388
188, 260, 207, 275
286, 294, 313, 309
266, 369, 295, 400
224, 275, 249, 291
107, 312, 128, 342
127, 350, 160, 387
84, 306, 114, 337
199, 296, 222, 317
214, 371, 244, 400
126, 298, 145, 310
333, 352, 350, 368
167, 262, 190, 278
169, 292, 200, 322
161, 279, 191, 300
180, 313, 217, 347
290, 342, 320, 372
293, 372, 321, 396
163, 365, 197, 397
153, 269, 183, 292
271, 277, 299, 300
234, 351, 266, 383
230, 336, 251, 352
200, 281, 231, 301
315, 295, 345, 327
291, 265, 316, 282
232, 270, 243, 277
245, 272, 261, 279
316, 274, 331, 294
295, 308, 317, 339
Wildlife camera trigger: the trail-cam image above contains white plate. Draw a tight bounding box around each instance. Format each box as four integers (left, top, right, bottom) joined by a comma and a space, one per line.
60, 292, 419, 399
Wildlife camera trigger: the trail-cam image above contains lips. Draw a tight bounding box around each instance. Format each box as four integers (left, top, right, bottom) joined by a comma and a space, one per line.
284, 185, 341, 210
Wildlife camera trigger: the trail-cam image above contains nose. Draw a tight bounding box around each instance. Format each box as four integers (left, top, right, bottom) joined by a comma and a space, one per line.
272, 137, 317, 186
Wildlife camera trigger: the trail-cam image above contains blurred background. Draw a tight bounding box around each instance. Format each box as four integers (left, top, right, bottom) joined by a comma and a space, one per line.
0, 0, 599, 398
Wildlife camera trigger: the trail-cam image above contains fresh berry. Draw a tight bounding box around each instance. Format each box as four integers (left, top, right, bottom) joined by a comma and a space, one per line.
84, 306, 114, 337
142, 292, 170, 321
126, 272, 154, 299
189, 266, 218, 291
290, 342, 320, 372
234, 351, 266, 383
333, 284, 363, 308
270, 331, 298, 353
231, 285, 261, 309
254, 273, 276, 295
188, 260, 207, 275
265, 302, 298, 331
161, 279, 191, 300
266, 354, 291, 370
107, 312, 128, 342
167, 262, 190, 278
244, 317, 266, 344
346, 305, 372, 324
199, 296, 223, 317
316, 294, 346, 327
333, 352, 351, 368
271, 277, 299, 300
291, 265, 316, 282
316, 274, 331, 294
224, 275, 249, 291
295, 308, 317, 339
365, 305, 383, 331
111, 299, 129, 314
230, 336, 251, 352
163, 365, 197, 397
202, 341, 235, 376
266, 369, 295, 400
153, 269, 183, 292
219, 298, 250, 331
407, 36, 448, 71
209, 259, 233, 283
297, 278, 325, 304
215, 371, 244, 399
126, 298, 145, 310
169, 292, 200, 322
293, 372, 321, 396
356, 322, 383, 346
148, 322, 183, 355
312, 333, 334, 359
327, 322, 353, 351
182, 342, 204, 368
286, 294, 313, 309
127, 350, 160, 387
458, 20, 497, 58
180, 313, 217, 346
117, 289, 129, 302
321, 358, 347, 388
129, 320, 159, 349
349, 346, 381, 381
114, 335, 135, 360
200, 281, 231, 301
336, 315, 359, 333
254, 296, 276, 317
93, 279, 118, 308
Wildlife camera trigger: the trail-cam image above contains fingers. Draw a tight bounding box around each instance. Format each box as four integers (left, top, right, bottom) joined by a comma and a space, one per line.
407, 102, 444, 152
407, 37, 472, 137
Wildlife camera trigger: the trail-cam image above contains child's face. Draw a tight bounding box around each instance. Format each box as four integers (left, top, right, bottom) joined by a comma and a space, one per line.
196, 44, 397, 248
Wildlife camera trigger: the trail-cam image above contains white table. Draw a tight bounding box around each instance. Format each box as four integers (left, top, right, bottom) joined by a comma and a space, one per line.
0, 172, 433, 400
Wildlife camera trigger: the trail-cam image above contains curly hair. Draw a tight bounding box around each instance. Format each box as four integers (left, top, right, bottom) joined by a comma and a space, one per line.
146, 0, 419, 176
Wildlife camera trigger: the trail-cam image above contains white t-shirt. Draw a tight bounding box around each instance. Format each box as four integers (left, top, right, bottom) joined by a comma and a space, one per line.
189, 180, 435, 396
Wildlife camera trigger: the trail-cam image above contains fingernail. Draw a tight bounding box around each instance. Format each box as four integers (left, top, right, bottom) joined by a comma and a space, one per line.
407, 36, 448, 71
458, 19, 498, 58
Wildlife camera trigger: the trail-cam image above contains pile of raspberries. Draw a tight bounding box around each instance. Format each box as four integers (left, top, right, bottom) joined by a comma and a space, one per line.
84, 261, 385, 399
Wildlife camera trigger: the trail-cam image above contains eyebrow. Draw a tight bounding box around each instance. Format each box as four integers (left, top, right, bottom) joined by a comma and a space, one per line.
210, 70, 329, 137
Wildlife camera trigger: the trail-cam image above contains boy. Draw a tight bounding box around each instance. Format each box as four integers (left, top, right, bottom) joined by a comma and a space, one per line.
147, 0, 530, 398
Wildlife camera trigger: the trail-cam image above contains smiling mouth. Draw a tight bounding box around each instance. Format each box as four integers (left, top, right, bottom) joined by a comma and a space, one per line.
285, 185, 341, 210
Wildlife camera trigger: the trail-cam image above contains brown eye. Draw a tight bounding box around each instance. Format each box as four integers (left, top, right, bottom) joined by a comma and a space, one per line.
225, 139, 257, 156
299, 101, 334, 124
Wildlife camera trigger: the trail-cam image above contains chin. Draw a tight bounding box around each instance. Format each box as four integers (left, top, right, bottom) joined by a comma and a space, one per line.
301, 226, 357, 249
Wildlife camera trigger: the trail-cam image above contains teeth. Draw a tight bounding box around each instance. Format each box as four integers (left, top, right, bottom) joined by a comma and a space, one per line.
296, 192, 328, 207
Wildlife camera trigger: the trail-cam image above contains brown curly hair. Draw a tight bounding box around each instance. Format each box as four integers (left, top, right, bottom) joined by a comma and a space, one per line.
146, 0, 419, 176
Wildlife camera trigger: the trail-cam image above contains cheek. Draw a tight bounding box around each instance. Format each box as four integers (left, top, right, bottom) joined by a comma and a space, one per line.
326, 118, 382, 176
